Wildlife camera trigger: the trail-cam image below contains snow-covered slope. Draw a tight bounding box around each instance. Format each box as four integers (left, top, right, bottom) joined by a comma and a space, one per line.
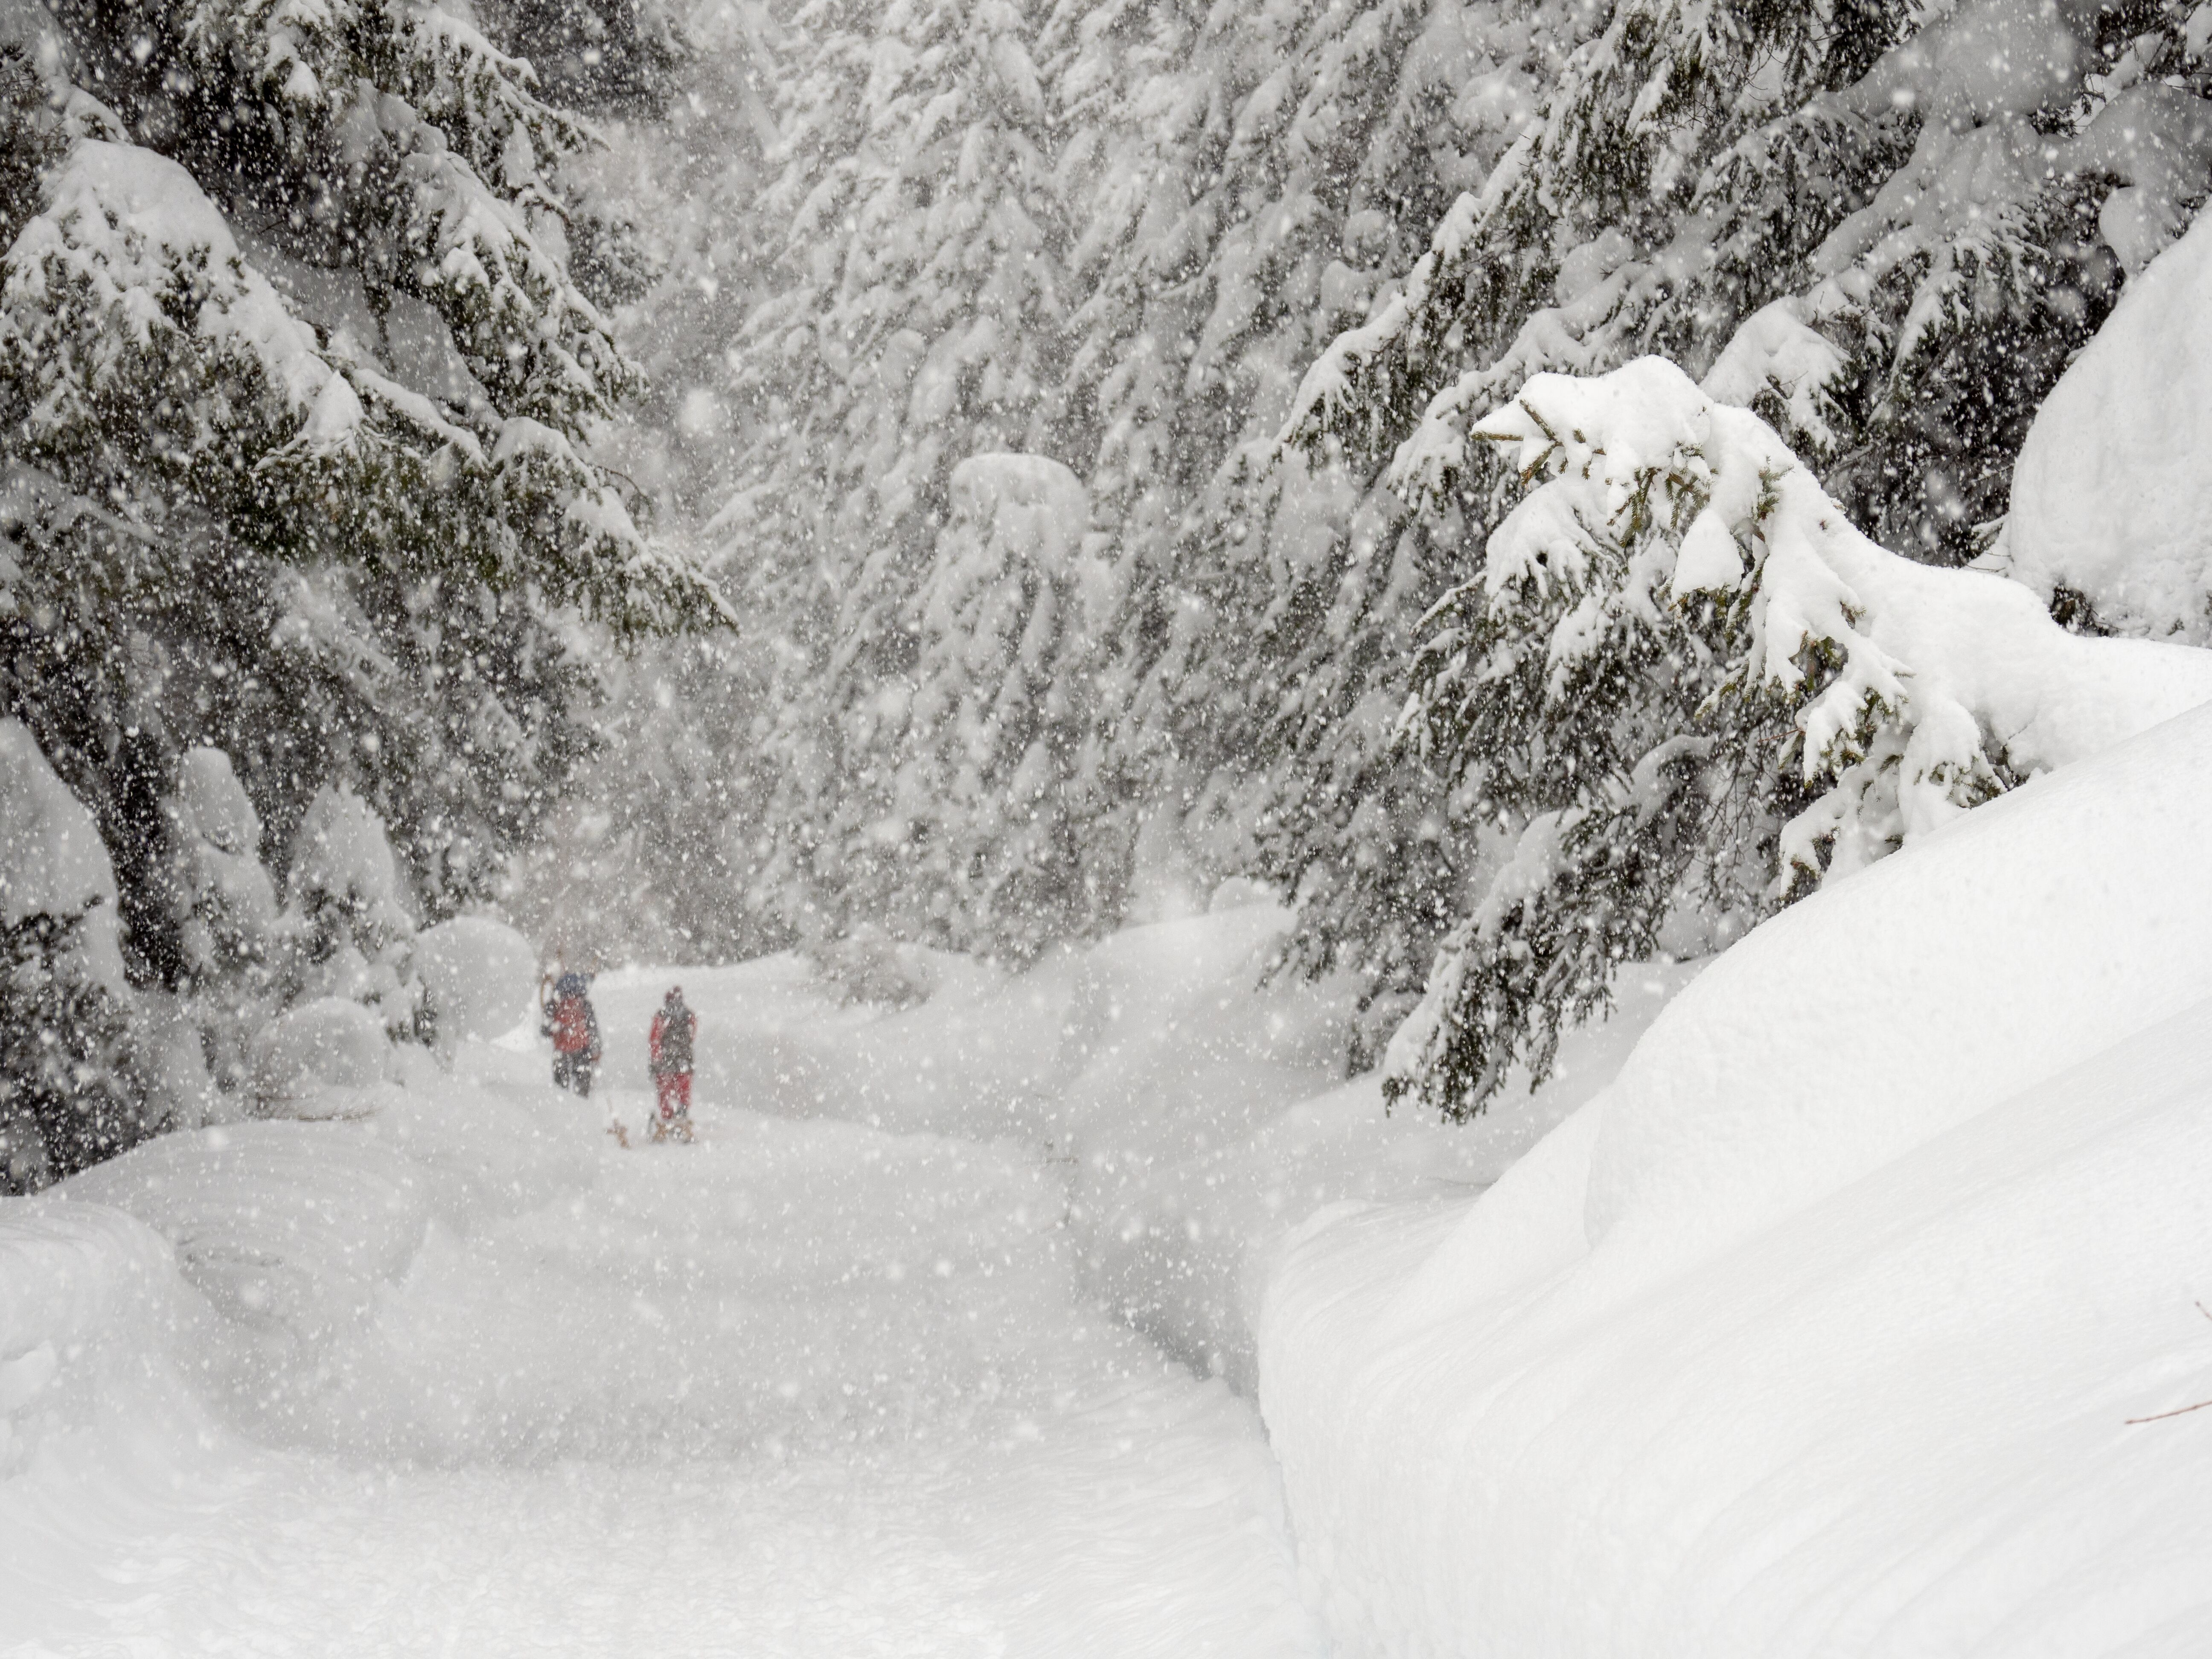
1258, 701, 2212, 1656
2, 1039, 1321, 1654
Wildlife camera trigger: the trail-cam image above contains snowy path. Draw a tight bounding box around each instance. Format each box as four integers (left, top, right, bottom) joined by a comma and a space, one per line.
4, 983, 1327, 1656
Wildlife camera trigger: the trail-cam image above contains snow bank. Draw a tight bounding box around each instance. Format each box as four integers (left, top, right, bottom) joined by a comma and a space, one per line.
174, 746, 280, 943
2001, 205, 2212, 641
250, 996, 397, 1115
1089, 962, 1699, 1388
0, 1197, 250, 1633
1259, 701, 2212, 1656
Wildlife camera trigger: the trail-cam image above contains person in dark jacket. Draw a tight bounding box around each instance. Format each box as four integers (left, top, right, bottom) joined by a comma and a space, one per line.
542, 971, 602, 1097
648, 986, 696, 1142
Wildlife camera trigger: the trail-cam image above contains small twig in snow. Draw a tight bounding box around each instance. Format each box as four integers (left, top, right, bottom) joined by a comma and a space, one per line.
2123, 1302, 2212, 1424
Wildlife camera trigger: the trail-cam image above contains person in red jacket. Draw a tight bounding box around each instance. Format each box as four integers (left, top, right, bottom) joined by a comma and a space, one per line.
541, 971, 602, 1097
648, 986, 696, 1143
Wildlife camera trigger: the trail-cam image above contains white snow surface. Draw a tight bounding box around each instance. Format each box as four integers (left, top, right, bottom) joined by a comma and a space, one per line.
2, 902, 1675, 1653
1259, 701, 2212, 1658
2001, 203, 2212, 641
248, 996, 399, 1117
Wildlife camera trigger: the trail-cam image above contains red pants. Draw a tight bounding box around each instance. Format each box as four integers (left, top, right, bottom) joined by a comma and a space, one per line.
655, 1071, 692, 1119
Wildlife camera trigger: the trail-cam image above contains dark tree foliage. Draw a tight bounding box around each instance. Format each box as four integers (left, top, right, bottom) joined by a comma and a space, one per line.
482, 0, 689, 114
0, 901, 152, 1193
3, 0, 718, 1004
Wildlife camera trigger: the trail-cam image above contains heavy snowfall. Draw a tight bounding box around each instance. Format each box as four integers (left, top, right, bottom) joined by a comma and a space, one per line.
3, 0, 2212, 1649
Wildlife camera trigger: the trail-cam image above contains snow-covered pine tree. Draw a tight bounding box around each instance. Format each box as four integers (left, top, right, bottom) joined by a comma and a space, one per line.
716, 0, 1076, 949
170, 747, 283, 1094
479, 0, 689, 114
1383, 358, 2212, 1119
859, 453, 1123, 957
0, 716, 156, 1192
1293, 0, 2212, 558
1265, 0, 2212, 1075
586, 0, 783, 525
1056, 0, 1586, 1051
280, 784, 423, 1039
505, 628, 793, 968
1, 0, 719, 1001
620, 0, 1588, 959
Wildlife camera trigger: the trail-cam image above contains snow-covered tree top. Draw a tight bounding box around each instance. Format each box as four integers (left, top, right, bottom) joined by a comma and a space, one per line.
945, 453, 1089, 573
0, 717, 124, 989
288, 783, 414, 929
177, 748, 265, 861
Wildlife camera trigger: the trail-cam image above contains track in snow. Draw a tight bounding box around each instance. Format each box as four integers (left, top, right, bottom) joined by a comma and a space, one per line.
5, 991, 1324, 1657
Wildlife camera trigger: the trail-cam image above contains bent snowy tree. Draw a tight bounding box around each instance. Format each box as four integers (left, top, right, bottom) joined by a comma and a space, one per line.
1384, 358, 2212, 1120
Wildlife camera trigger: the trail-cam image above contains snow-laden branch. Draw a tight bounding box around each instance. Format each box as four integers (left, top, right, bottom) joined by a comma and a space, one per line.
1384, 358, 2212, 1118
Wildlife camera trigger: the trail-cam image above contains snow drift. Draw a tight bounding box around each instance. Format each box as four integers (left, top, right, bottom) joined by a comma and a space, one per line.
1260, 701, 2212, 1656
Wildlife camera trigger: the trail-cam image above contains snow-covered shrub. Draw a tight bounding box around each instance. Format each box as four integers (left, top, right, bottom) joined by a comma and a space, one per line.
413, 916, 536, 1046
170, 748, 282, 1095
1384, 359, 2212, 1118
0, 719, 155, 1190
280, 786, 422, 1042
249, 997, 398, 1118
804, 924, 944, 1011
0, 904, 145, 1188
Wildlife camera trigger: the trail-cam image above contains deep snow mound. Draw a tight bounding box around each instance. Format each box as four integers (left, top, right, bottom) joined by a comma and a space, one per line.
5, 1037, 1327, 1654
2000, 205, 2212, 642
1259, 702, 2212, 1657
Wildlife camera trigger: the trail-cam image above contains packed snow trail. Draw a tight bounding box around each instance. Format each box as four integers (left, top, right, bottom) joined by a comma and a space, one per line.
3, 1001, 1325, 1655
5, 905, 1687, 1655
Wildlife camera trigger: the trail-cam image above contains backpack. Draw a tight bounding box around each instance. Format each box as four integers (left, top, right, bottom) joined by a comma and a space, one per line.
550, 994, 593, 1055
653, 1007, 695, 1072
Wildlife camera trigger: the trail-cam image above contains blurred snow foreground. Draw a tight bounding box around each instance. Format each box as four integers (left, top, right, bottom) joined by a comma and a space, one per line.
1262, 701, 2212, 1656
3, 890, 1641, 1654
